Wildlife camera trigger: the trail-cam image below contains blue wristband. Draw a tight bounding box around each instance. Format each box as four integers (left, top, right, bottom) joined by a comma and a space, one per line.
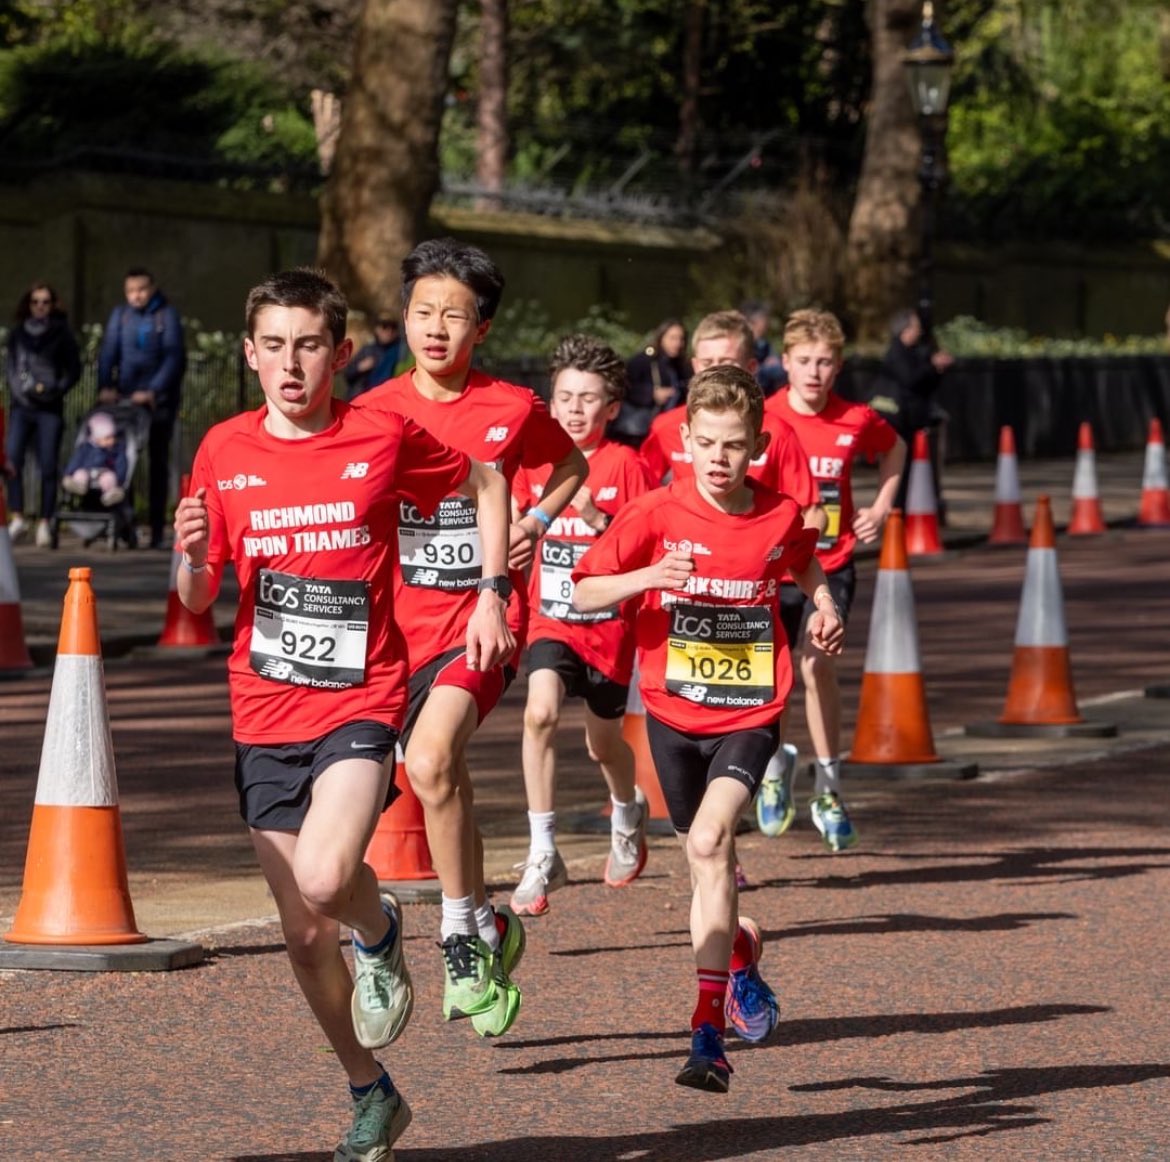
525, 506, 553, 531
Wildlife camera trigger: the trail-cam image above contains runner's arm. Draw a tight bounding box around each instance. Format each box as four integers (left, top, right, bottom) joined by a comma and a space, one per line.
456, 458, 516, 670
854, 435, 906, 543
789, 556, 844, 655
510, 445, 589, 569
174, 487, 222, 613
573, 549, 694, 613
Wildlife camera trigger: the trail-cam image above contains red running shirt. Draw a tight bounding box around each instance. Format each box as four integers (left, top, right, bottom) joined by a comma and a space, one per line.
765, 389, 898, 574
189, 401, 470, 744
357, 370, 576, 670
572, 476, 817, 734
514, 439, 652, 684
638, 402, 819, 507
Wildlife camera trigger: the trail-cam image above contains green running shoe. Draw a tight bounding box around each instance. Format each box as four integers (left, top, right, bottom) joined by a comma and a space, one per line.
810, 790, 858, 853
440, 932, 496, 1020
333, 1082, 411, 1162
756, 744, 797, 837
470, 905, 525, 1038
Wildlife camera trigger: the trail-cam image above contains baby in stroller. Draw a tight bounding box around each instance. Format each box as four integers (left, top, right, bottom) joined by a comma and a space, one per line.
52, 403, 147, 549
62, 409, 128, 506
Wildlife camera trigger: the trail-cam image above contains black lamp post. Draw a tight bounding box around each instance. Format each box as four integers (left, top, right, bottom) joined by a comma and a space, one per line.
903, 1, 955, 338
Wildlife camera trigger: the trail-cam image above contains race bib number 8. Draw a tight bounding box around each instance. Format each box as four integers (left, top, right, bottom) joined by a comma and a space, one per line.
539, 538, 615, 623
399, 496, 481, 590
250, 569, 370, 689
665, 601, 774, 708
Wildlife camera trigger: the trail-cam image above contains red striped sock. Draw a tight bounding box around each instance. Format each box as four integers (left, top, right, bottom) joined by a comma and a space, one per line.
693, 968, 730, 1032
729, 923, 756, 973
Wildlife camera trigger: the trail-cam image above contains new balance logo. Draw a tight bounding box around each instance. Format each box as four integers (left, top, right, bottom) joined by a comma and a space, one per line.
485, 426, 509, 443
341, 462, 370, 479
413, 569, 439, 585
259, 659, 293, 680
835, 434, 855, 447
765, 544, 785, 562
677, 683, 708, 703
596, 487, 618, 501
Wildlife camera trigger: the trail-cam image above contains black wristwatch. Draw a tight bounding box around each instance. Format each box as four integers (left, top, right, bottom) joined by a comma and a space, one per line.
477, 574, 513, 600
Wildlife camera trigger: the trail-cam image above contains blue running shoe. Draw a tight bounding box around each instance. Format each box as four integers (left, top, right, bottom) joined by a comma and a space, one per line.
756, 744, 798, 837
724, 918, 779, 1043
676, 1022, 734, 1093
810, 790, 858, 853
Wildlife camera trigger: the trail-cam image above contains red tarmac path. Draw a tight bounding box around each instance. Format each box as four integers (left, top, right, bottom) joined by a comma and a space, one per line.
2, 452, 1170, 1159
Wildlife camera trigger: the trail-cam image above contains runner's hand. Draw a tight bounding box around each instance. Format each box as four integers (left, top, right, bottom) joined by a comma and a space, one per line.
647, 549, 694, 591
508, 520, 537, 570
852, 505, 885, 544
807, 607, 844, 655
466, 591, 516, 672
174, 487, 209, 564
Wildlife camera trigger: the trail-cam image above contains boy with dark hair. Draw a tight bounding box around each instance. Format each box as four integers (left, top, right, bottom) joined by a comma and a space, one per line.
510, 333, 653, 916
755, 309, 905, 850
174, 266, 513, 1161
573, 364, 843, 1093
357, 237, 588, 1037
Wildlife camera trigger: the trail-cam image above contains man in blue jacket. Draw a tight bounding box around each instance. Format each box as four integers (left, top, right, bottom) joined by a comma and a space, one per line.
98, 267, 187, 548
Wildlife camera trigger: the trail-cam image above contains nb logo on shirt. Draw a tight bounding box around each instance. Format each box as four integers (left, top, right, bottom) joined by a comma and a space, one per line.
259, 659, 294, 680
765, 544, 785, 562
485, 426, 509, 443
413, 569, 439, 586
676, 683, 709, 703
835, 434, 855, 447
596, 487, 618, 501
340, 462, 370, 479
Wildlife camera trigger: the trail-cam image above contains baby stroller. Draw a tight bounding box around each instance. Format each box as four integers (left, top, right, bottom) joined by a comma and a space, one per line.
50, 402, 149, 550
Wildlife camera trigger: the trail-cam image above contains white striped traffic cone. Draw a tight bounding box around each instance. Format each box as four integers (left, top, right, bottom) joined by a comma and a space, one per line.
988, 425, 1028, 545
1068, 422, 1106, 535
1138, 418, 1170, 528
903, 430, 944, 557
966, 496, 1115, 738
846, 510, 975, 778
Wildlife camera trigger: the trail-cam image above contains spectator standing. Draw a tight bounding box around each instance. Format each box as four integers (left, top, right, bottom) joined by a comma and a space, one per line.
740, 301, 786, 396
5, 282, 82, 546
871, 308, 953, 522
613, 319, 690, 446
344, 314, 402, 399
97, 267, 186, 548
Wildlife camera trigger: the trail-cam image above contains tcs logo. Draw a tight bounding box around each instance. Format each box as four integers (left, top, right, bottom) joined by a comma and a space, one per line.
259, 574, 301, 610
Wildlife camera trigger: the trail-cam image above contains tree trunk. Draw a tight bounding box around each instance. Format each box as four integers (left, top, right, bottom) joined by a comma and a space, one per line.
845, 0, 923, 346
474, 0, 508, 211
318, 0, 460, 319
675, 0, 705, 180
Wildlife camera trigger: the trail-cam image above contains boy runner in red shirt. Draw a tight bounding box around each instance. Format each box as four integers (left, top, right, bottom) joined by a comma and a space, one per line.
510, 334, 653, 917
638, 310, 820, 526
357, 238, 588, 1037
755, 309, 905, 851
573, 365, 843, 1093
174, 268, 513, 1162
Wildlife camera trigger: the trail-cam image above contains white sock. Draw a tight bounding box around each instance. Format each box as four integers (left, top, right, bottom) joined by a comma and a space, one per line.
474, 901, 501, 951
611, 795, 640, 833
814, 757, 841, 796
440, 894, 476, 940
528, 809, 557, 856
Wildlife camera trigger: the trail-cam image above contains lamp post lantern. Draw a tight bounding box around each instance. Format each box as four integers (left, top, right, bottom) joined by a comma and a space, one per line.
903, 0, 955, 337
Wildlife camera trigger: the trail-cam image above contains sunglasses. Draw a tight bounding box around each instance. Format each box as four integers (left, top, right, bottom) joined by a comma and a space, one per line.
30, 296, 52, 306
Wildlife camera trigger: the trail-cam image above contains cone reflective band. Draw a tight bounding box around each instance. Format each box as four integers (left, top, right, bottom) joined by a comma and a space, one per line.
989, 425, 1028, 545
1138, 418, 1170, 527
903, 429, 943, 556
847, 512, 975, 777
1068, 422, 1106, 535
6, 568, 146, 945
966, 497, 1115, 739
0, 490, 34, 673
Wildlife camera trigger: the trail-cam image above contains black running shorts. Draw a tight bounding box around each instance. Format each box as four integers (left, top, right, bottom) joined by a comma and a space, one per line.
526, 638, 628, 720
779, 562, 856, 651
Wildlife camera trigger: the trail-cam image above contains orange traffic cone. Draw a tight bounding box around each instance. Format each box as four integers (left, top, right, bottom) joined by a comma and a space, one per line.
903, 430, 945, 557
966, 496, 1116, 738
157, 475, 219, 649
5, 567, 145, 946
2, 571, 203, 969
0, 490, 34, 676
1138, 418, 1170, 528
846, 511, 976, 778
988, 425, 1028, 545
1068, 422, 1106, 535
365, 766, 441, 902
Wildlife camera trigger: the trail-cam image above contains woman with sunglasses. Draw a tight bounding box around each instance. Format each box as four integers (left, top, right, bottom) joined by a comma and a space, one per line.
5, 283, 82, 546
